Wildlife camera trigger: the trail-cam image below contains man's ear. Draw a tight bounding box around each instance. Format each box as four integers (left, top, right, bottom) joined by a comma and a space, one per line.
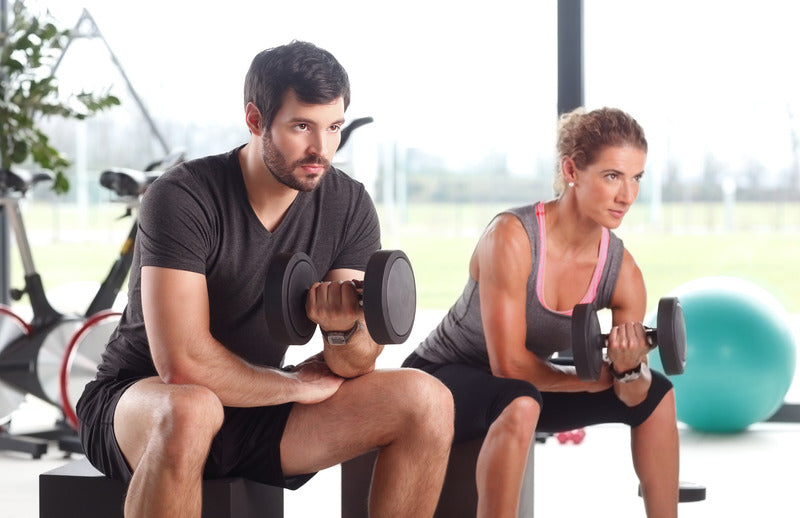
245, 102, 263, 135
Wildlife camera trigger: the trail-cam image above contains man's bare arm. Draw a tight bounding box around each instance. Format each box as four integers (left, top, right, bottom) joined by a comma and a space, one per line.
142, 266, 344, 406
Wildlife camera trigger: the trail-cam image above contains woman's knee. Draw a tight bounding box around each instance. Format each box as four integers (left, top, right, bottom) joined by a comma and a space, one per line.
492, 396, 540, 442
653, 388, 677, 420
637, 388, 678, 431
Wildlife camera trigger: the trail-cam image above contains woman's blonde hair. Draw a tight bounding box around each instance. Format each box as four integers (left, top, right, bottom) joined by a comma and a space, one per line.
554, 107, 648, 196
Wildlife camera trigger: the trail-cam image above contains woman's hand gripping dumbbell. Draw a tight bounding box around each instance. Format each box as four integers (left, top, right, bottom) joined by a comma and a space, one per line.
571, 297, 687, 381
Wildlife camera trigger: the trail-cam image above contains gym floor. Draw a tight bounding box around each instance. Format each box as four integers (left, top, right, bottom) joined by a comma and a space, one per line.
2, 310, 799, 517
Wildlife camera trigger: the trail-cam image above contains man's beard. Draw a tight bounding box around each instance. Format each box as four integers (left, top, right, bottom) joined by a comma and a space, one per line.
261, 132, 331, 192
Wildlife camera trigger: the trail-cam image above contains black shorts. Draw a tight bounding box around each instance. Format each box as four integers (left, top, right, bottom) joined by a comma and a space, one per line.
402, 352, 674, 444
76, 375, 314, 489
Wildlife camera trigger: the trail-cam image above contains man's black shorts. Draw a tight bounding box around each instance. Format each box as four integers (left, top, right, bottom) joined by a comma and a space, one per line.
76, 376, 314, 489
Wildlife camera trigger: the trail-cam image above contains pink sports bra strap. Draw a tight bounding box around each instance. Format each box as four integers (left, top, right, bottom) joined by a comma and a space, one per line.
535, 202, 609, 316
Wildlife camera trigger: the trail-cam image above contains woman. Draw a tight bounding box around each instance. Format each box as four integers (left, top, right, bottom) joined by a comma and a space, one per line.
403, 107, 679, 517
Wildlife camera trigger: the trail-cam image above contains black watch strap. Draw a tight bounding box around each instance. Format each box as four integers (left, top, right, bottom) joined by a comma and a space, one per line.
611, 362, 643, 382
322, 322, 359, 346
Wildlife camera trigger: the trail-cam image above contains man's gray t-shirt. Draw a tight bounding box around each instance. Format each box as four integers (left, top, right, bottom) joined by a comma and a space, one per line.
96, 146, 381, 378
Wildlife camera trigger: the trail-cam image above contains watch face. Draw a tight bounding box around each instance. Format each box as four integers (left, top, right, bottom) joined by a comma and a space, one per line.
327, 334, 346, 346
621, 372, 641, 383
324, 322, 358, 346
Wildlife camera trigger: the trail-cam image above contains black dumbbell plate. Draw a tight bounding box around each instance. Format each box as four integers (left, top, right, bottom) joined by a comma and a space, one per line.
264, 252, 318, 345
362, 250, 416, 344
656, 297, 686, 375
572, 302, 604, 381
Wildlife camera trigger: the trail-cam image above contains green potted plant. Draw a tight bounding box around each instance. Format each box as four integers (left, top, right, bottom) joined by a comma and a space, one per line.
1, 0, 120, 194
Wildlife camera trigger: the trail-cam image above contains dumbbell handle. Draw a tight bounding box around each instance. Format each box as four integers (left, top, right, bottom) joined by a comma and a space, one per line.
307, 280, 364, 305
599, 327, 658, 350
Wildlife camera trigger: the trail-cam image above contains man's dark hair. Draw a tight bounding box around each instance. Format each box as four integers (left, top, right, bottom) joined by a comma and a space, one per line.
244, 40, 351, 130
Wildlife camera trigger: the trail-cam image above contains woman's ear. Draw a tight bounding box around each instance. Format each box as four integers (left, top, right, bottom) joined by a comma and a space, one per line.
561, 156, 578, 185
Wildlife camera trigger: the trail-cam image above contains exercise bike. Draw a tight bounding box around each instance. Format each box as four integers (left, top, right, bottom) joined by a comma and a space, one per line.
0, 167, 86, 457
0, 151, 184, 456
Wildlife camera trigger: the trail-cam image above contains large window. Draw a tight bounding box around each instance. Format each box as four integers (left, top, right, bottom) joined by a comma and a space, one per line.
583, 1, 800, 312
7, 1, 798, 316
11, 0, 559, 313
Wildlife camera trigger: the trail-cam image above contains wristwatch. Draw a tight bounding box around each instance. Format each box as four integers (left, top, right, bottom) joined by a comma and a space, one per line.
611, 363, 643, 383
322, 322, 359, 346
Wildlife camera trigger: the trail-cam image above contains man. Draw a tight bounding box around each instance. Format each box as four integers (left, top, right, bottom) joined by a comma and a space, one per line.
77, 41, 454, 518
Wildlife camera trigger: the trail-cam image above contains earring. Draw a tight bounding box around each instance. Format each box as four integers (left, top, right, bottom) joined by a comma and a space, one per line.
568, 182, 575, 187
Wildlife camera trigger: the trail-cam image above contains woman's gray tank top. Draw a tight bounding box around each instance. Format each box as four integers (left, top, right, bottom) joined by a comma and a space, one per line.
414, 203, 624, 368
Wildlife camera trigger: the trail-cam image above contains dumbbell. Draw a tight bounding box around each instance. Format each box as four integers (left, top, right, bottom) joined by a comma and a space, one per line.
571, 297, 687, 381
263, 250, 416, 345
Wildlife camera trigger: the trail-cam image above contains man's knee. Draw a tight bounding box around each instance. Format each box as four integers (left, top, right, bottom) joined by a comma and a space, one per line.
158, 384, 225, 444
399, 369, 455, 440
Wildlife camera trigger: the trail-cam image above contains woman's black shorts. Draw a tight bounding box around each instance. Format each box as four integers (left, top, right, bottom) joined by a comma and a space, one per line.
402, 352, 673, 444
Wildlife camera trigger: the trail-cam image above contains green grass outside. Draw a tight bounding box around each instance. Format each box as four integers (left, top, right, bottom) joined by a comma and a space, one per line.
5, 201, 800, 315
381, 201, 800, 313
389, 231, 800, 314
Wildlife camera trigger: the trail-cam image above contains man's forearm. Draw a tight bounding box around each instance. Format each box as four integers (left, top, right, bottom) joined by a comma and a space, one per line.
322, 320, 384, 378
157, 335, 315, 407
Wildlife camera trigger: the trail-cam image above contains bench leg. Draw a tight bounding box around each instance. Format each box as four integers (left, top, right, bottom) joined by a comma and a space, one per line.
341, 437, 535, 518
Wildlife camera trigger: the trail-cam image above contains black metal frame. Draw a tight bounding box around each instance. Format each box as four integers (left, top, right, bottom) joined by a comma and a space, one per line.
558, 0, 584, 115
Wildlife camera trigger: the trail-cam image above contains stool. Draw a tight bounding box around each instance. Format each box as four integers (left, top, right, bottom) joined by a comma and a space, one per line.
39, 457, 284, 518
341, 437, 535, 517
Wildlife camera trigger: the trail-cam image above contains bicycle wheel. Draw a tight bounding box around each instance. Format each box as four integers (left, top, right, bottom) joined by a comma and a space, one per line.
0, 306, 30, 423
59, 310, 120, 428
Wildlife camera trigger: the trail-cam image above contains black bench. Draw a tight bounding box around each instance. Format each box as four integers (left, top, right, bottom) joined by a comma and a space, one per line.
40, 438, 536, 517
39, 457, 284, 518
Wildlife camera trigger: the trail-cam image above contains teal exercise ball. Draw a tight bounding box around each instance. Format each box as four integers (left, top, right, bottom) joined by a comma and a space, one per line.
648, 277, 796, 433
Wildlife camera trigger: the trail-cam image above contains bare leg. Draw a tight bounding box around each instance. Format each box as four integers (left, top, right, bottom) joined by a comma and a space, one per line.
114, 378, 225, 518
281, 368, 454, 518
632, 388, 679, 518
475, 396, 540, 518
